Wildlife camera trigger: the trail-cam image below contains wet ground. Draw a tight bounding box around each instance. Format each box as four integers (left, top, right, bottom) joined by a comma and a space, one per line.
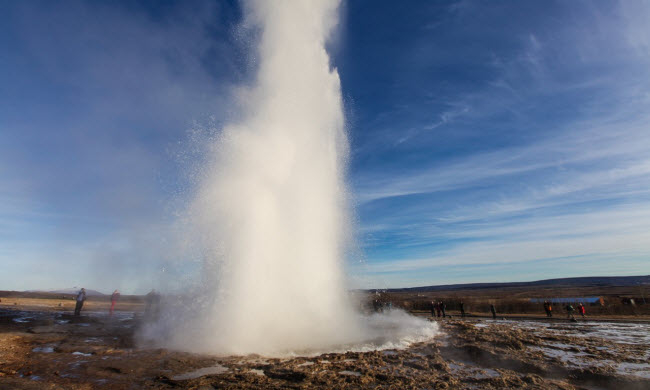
1, 307, 649, 389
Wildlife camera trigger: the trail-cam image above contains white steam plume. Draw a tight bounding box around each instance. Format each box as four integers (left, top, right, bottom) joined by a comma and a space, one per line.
141, 0, 438, 356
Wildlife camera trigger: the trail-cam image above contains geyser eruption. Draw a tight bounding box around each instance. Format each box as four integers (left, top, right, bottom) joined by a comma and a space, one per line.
188, 0, 358, 355
145, 0, 438, 356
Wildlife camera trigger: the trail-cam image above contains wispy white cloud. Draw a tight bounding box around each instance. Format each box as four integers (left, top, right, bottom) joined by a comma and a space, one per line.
351, 0, 650, 287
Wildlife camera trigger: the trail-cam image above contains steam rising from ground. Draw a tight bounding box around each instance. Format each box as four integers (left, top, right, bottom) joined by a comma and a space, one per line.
140, 0, 438, 356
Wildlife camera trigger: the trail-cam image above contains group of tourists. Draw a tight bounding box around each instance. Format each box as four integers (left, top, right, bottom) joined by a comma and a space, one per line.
372, 299, 393, 312
431, 301, 447, 318
563, 302, 587, 320
74, 288, 121, 316
543, 300, 586, 320
421, 298, 587, 321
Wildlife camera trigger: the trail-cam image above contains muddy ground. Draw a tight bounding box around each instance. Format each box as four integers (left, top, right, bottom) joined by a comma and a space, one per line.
1, 305, 649, 389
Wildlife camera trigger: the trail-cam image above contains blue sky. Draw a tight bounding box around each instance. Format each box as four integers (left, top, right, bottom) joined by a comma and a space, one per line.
1, 0, 649, 293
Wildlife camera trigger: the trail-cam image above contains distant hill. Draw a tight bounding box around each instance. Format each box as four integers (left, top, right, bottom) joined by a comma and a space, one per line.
377, 275, 650, 293
26, 288, 105, 296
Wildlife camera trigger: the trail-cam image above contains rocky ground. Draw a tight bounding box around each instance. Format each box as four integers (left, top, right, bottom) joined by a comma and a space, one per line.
1, 306, 649, 389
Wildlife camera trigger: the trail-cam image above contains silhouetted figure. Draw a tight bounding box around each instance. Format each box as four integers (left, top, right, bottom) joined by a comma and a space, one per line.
110, 290, 120, 316
440, 301, 447, 318
435, 301, 442, 318
74, 288, 86, 316
459, 301, 466, 318
490, 304, 496, 319
431, 301, 436, 318
145, 289, 161, 321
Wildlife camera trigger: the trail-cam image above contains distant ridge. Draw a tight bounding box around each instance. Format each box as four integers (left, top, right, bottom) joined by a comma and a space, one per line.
375, 275, 650, 293
26, 288, 105, 296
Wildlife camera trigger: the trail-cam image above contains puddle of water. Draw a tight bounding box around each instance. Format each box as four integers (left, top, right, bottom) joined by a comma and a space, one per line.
12, 317, 32, 323
448, 361, 500, 379
297, 361, 315, 367
617, 362, 650, 379
249, 369, 265, 376
55, 320, 70, 324
72, 352, 93, 356
30, 375, 41, 381
544, 342, 583, 351
529, 346, 608, 368
172, 364, 229, 380
505, 320, 650, 345
340, 370, 361, 377
32, 346, 54, 353
77, 323, 90, 327
473, 323, 489, 328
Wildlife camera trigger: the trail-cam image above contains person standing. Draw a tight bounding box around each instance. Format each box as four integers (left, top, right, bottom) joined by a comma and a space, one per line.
440, 301, 447, 318
145, 289, 162, 321
490, 303, 497, 319
577, 303, 586, 318
459, 301, 466, 318
430, 301, 436, 318
109, 290, 120, 316
74, 288, 87, 316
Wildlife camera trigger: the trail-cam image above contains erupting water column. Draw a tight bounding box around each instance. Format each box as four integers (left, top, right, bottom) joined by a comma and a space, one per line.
189, 0, 361, 355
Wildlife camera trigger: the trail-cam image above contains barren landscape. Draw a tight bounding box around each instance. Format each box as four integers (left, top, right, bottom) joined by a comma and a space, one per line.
1, 288, 648, 390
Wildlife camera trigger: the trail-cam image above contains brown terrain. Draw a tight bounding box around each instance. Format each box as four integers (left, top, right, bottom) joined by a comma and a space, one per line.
0, 282, 649, 389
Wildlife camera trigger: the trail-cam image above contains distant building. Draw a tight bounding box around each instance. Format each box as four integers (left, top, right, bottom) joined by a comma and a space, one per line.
530, 297, 604, 306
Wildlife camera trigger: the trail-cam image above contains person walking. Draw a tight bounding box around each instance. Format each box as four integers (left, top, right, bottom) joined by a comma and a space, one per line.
547, 301, 553, 317
74, 288, 87, 316
490, 304, 497, 319
577, 303, 586, 318
109, 290, 120, 316
459, 301, 466, 318
565, 304, 576, 321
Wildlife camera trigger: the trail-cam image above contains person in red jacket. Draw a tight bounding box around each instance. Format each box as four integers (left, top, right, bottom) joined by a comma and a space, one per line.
109, 290, 120, 316
577, 302, 586, 318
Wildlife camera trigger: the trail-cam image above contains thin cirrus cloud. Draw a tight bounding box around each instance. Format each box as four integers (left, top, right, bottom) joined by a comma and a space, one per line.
347, 0, 650, 287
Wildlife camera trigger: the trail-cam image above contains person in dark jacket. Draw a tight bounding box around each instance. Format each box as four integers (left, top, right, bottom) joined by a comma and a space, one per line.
74, 288, 86, 316
565, 304, 575, 320
459, 301, 466, 318
440, 301, 447, 318
490, 304, 497, 319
